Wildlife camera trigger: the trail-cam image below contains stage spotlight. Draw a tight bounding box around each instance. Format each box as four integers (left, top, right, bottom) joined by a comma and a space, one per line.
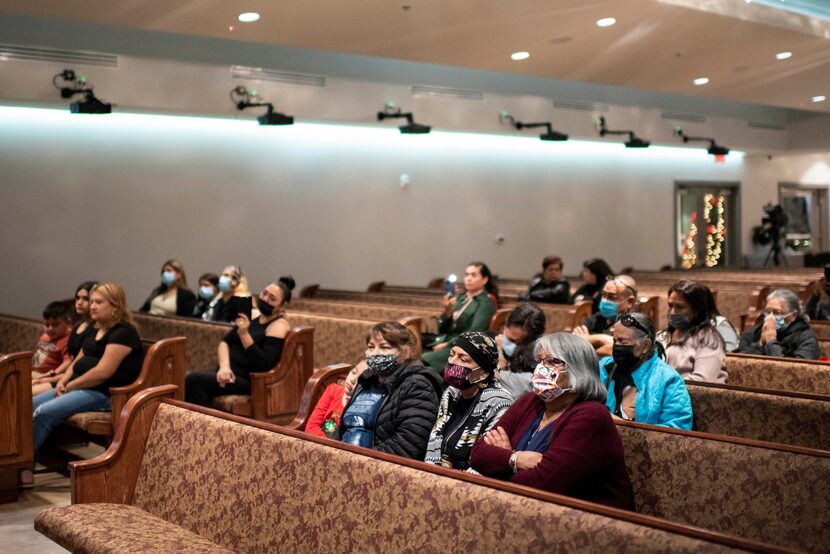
596, 116, 650, 148
377, 103, 431, 134
500, 112, 568, 141
674, 126, 730, 157
53, 69, 112, 114
230, 85, 294, 125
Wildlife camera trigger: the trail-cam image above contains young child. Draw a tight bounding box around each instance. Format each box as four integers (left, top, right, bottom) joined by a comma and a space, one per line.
31, 300, 73, 396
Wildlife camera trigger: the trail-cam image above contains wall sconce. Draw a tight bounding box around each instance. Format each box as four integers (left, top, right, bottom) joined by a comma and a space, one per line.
500, 112, 568, 141
377, 103, 430, 134
230, 86, 294, 125
53, 69, 111, 114
596, 116, 650, 148
674, 126, 730, 158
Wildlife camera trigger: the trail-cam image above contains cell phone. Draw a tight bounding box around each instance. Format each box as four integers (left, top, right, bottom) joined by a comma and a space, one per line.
824, 264, 830, 282
228, 296, 252, 321
444, 274, 458, 297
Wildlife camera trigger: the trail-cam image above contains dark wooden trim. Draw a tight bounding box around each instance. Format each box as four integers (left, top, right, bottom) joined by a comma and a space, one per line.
614, 419, 830, 458
687, 379, 830, 402
727, 351, 830, 367
164, 396, 787, 553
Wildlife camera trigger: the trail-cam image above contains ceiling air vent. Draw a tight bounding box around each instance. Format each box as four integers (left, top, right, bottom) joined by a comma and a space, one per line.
662, 111, 706, 123
553, 99, 609, 112
748, 121, 786, 131
0, 44, 118, 67
410, 85, 484, 101
230, 65, 326, 87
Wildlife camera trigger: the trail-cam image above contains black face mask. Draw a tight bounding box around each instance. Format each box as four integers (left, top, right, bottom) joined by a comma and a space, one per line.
612, 344, 642, 372
257, 297, 275, 316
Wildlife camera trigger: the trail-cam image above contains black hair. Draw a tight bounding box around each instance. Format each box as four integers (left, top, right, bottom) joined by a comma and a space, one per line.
505, 303, 546, 342
43, 300, 73, 321
665, 280, 724, 350
276, 276, 296, 304
583, 258, 614, 284
75, 281, 98, 297
468, 261, 499, 301
199, 273, 220, 288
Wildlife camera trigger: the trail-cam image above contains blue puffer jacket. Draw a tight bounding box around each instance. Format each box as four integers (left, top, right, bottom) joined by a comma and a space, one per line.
598, 352, 692, 430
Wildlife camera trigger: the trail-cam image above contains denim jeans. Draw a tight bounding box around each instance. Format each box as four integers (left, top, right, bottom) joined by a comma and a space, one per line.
32, 388, 111, 455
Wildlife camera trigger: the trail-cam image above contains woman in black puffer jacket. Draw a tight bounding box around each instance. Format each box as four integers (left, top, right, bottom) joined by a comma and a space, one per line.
338, 321, 443, 460
737, 288, 821, 360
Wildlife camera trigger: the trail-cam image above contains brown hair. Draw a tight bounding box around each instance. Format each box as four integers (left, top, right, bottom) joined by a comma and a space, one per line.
366, 321, 419, 362
542, 256, 563, 270
91, 283, 136, 329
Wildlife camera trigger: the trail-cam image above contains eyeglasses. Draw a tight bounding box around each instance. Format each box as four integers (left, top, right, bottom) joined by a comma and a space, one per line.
619, 313, 651, 337
536, 356, 567, 370
764, 308, 793, 317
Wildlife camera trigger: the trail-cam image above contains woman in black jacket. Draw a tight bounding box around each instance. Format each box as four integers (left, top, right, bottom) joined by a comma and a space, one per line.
737, 288, 820, 359
139, 259, 197, 317
520, 256, 570, 304
339, 321, 443, 460
570, 258, 614, 311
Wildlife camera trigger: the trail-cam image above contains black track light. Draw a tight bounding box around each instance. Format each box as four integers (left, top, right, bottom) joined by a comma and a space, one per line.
377, 104, 431, 134
230, 86, 294, 125
674, 126, 730, 158
500, 112, 568, 141
53, 69, 112, 114
596, 116, 650, 148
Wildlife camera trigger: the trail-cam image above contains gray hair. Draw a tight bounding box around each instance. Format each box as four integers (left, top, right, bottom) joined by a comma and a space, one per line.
533, 333, 606, 403
766, 289, 803, 318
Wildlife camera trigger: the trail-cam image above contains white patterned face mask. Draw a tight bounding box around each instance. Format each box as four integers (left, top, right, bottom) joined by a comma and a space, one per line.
531, 363, 571, 402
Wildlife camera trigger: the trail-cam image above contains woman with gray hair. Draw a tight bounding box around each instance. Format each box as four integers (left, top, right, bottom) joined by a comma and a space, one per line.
470, 333, 633, 509
737, 289, 820, 359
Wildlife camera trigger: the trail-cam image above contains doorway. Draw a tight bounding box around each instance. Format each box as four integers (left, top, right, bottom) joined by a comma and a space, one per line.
675, 182, 740, 269
779, 183, 829, 253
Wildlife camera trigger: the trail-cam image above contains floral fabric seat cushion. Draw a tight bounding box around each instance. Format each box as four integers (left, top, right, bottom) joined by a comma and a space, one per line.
34, 503, 233, 554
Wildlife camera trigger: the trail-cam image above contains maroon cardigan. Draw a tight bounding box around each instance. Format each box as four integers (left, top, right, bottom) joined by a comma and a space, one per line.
469, 392, 634, 510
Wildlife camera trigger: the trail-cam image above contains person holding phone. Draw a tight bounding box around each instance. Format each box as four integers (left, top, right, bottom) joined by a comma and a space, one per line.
185, 277, 295, 407
422, 262, 497, 372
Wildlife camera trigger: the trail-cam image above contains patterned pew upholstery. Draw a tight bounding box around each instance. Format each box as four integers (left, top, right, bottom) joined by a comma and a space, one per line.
617, 421, 830, 552
687, 382, 830, 451
726, 353, 830, 395
290, 299, 438, 333
0, 313, 42, 354
36, 389, 767, 553
133, 313, 229, 373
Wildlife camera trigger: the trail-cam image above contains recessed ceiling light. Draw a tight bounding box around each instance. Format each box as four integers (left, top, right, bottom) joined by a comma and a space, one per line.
813, 95, 827, 103
238, 12, 260, 23
693, 77, 710, 86
511, 51, 530, 61
596, 17, 616, 27
776, 51, 792, 60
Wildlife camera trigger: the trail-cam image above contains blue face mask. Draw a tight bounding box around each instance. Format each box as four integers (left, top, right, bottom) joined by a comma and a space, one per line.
501, 336, 517, 358
161, 271, 176, 286
765, 314, 788, 332
218, 275, 233, 293
598, 298, 618, 319
199, 285, 216, 300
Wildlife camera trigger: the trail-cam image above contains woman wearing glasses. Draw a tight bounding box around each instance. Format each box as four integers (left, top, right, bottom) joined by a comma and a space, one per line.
657, 280, 727, 383
737, 289, 820, 359
600, 312, 693, 429
470, 333, 633, 509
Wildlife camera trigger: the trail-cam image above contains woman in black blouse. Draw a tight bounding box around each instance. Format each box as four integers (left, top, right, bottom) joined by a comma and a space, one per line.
185, 277, 295, 407
32, 283, 145, 455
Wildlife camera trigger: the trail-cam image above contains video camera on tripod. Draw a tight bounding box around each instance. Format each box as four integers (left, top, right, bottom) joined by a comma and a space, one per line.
752, 203, 789, 266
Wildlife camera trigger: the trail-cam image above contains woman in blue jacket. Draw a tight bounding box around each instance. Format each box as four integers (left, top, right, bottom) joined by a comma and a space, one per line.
598, 312, 692, 430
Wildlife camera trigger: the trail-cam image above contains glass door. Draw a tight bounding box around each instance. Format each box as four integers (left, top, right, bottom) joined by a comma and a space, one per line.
779, 184, 828, 253
676, 183, 739, 269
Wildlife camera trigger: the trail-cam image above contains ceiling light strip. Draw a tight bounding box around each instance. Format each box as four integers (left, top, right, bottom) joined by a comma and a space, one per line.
230, 65, 326, 87
410, 85, 484, 101
0, 44, 118, 67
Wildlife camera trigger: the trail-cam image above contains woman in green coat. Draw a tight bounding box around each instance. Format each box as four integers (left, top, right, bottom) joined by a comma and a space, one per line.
423, 262, 497, 371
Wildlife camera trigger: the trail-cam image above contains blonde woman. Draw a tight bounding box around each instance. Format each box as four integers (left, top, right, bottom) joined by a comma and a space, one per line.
32, 283, 145, 455
202, 264, 251, 322
139, 259, 197, 317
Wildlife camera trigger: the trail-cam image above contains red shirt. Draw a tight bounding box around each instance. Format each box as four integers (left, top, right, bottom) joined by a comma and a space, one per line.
305, 383, 346, 438
31, 332, 71, 374
470, 392, 634, 510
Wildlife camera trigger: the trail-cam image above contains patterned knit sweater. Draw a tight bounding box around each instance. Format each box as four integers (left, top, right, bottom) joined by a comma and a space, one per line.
424, 382, 513, 472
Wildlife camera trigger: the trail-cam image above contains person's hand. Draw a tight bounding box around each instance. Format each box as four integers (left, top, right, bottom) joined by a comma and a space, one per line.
442, 293, 455, 315
216, 367, 235, 388
572, 325, 589, 337
235, 313, 251, 337
483, 426, 512, 450
55, 382, 67, 397
515, 451, 544, 471
760, 315, 777, 346
431, 341, 448, 352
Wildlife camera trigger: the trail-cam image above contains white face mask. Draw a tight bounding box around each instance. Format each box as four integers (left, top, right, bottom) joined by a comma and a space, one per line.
531, 363, 571, 402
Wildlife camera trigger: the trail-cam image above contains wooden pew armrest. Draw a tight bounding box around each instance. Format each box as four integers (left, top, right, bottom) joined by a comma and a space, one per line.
71, 385, 178, 505
283, 363, 353, 431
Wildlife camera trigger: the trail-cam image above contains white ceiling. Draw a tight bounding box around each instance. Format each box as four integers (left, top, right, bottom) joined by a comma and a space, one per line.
0, 0, 828, 112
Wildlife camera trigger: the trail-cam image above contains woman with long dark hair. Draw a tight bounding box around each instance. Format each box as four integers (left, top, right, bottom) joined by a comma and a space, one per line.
570, 258, 614, 310
657, 280, 726, 383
